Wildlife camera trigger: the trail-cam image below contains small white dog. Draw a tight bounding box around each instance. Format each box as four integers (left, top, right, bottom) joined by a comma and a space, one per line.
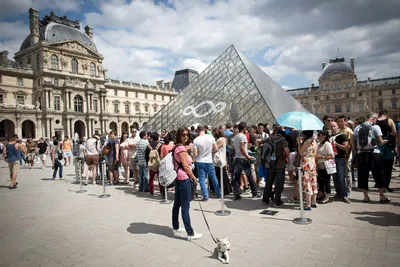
215, 237, 230, 264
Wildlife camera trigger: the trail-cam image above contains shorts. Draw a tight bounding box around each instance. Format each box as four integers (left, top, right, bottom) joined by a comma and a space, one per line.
86, 154, 99, 165
27, 153, 35, 162
287, 152, 297, 172
8, 161, 19, 173
107, 157, 119, 171
130, 157, 138, 170
39, 154, 47, 161
63, 151, 73, 158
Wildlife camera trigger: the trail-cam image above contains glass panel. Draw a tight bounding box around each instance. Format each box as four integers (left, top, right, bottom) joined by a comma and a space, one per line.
145, 45, 304, 132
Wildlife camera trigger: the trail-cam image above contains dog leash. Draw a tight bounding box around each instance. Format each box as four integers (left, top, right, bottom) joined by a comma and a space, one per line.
197, 196, 218, 244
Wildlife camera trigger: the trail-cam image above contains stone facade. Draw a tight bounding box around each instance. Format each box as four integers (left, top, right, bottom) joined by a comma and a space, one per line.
0, 9, 177, 140
287, 57, 399, 121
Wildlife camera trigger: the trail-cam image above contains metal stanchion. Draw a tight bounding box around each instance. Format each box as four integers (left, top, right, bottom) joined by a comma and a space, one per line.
98, 161, 110, 198
292, 167, 312, 225
76, 158, 86, 193
160, 185, 170, 204
215, 166, 231, 216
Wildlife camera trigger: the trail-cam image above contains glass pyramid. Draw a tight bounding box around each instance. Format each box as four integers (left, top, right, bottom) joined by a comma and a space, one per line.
145, 45, 306, 131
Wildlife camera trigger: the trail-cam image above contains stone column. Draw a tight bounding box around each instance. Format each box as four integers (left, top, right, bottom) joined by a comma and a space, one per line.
68, 92, 72, 110
48, 91, 51, 109
36, 117, 42, 138
49, 118, 53, 138
66, 118, 71, 138
63, 91, 68, 111
46, 118, 50, 138
70, 119, 73, 138
16, 117, 22, 138
90, 119, 93, 136
104, 119, 108, 132
89, 94, 93, 111
86, 93, 89, 113
87, 118, 91, 137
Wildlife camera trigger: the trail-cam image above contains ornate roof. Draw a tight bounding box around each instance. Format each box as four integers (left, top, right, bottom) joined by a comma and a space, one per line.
321, 57, 353, 78
20, 12, 97, 52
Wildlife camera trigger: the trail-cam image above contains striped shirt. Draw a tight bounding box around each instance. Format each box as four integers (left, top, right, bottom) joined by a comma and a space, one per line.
136, 138, 149, 166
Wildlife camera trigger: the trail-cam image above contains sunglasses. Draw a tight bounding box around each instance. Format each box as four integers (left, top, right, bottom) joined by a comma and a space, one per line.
182, 133, 189, 137
326, 119, 333, 122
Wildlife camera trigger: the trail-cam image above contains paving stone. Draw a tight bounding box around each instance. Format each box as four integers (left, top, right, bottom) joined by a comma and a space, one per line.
0, 161, 399, 267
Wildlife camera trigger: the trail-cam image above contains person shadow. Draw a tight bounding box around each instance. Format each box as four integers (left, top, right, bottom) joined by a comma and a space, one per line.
351, 211, 400, 226
127, 222, 175, 238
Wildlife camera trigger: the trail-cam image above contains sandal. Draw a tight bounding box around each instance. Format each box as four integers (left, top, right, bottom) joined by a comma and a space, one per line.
379, 198, 391, 204
320, 198, 330, 204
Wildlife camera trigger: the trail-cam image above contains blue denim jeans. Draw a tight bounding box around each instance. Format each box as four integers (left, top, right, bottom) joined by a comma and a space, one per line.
333, 158, 347, 197
233, 158, 258, 197
53, 159, 63, 179
172, 179, 194, 236
138, 165, 149, 192
196, 162, 221, 200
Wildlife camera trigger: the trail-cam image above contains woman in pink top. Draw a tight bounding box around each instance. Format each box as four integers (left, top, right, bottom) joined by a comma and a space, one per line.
119, 132, 130, 184
172, 127, 202, 241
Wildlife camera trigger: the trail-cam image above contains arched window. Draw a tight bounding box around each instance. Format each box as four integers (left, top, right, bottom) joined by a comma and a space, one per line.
144, 105, 149, 113
334, 103, 342, 113
51, 54, 58, 70
135, 104, 140, 113
392, 99, 397, 110
90, 62, 96, 76
378, 100, 383, 110
74, 95, 83, 112
71, 58, 78, 73
125, 104, 130, 114
153, 105, 158, 113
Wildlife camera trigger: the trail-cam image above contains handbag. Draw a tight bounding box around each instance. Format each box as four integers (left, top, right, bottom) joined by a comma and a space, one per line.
324, 159, 337, 174
57, 148, 63, 160
293, 152, 301, 168
213, 138, 223, 167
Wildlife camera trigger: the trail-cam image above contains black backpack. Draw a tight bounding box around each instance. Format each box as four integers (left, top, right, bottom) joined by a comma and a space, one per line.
357, 123, 377, 152
261, 138, 283, 169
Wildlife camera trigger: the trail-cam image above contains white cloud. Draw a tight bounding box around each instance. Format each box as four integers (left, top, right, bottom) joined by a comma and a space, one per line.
180, 58, 208, 73
0, 0, 82, 18
281, 86, 293, 90
1, 0, 399, 87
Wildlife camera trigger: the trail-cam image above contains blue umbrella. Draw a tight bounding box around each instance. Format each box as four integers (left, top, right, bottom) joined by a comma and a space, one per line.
276, 111, 323, 131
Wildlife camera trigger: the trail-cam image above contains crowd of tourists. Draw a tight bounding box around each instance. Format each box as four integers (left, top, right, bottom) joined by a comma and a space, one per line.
2, 109, 399, 240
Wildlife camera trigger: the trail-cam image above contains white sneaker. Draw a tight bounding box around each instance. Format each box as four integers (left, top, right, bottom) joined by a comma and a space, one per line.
187, 232, 202, 241
172, 227, 185, 237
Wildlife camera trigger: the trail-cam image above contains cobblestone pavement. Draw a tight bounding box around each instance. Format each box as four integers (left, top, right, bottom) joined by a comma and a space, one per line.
0, 160, 399, 267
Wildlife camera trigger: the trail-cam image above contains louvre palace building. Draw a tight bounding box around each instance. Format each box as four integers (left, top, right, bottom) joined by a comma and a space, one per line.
0, 9, 178, 141
287, 57, 399, 122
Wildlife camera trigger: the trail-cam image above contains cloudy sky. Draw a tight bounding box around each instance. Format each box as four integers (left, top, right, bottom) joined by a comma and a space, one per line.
1, 0, 399, 88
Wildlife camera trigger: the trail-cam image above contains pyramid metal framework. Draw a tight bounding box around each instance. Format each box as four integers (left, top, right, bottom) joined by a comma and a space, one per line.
145, 45, 306, 131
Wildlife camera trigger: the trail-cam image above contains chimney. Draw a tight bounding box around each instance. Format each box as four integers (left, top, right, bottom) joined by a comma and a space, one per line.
0, 50, 9, 64
85, 26, 94, 38
156, 80, 164, 88
350, 57, 355, 72
322, 62, 326, 70
29, 8, 39, 45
